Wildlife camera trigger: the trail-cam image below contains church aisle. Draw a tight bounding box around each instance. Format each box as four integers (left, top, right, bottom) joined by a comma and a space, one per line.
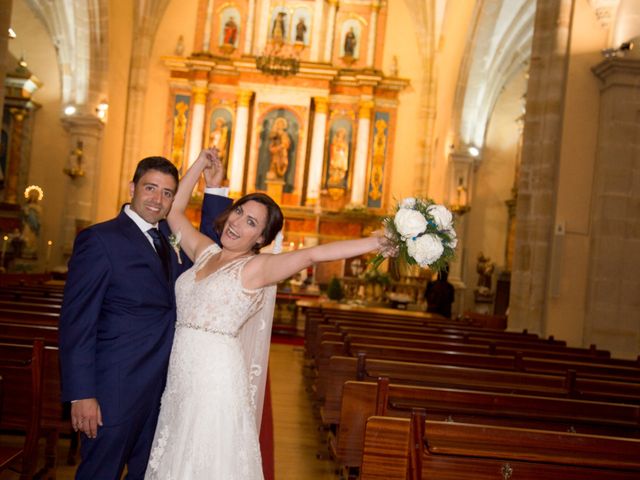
270, 343, 338, 480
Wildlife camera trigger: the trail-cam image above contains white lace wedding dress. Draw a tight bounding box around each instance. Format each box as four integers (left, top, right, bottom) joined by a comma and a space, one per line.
145, 244, 275, 480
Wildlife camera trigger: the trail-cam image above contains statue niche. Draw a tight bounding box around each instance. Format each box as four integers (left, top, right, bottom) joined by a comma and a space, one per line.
219, 7, 241, 54
256, 110, 299, 194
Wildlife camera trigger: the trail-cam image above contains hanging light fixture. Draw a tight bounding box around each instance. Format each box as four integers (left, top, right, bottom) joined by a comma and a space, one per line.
255, 41, 300, 77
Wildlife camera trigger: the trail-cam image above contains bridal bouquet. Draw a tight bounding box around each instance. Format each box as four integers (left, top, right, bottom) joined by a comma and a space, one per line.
372, 197, 457, 273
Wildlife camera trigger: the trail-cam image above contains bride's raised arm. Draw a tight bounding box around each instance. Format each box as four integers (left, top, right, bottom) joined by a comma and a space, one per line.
166, 149, 220, 261
243, 235, 385, 290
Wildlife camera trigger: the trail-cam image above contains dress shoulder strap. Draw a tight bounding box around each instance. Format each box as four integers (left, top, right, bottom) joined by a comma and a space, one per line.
193, 243, 221, 271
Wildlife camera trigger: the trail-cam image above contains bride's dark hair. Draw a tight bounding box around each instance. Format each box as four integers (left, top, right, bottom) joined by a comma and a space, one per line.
215, 193, 284, 253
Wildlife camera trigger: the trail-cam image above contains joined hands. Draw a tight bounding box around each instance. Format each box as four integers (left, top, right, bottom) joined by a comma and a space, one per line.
199, 148, 224, 188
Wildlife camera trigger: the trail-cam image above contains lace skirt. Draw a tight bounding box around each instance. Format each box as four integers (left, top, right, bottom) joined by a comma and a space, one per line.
145, 326, 263, 479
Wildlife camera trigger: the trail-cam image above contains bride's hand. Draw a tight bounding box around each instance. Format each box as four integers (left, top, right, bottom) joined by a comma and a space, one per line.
201, 148, 224, 188
371, 228, 399, 257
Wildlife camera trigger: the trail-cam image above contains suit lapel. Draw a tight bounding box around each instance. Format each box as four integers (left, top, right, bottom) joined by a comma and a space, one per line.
116, 209, 173, 295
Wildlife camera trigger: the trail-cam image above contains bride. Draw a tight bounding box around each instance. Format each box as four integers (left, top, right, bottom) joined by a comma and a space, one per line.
145, 148, 388, 479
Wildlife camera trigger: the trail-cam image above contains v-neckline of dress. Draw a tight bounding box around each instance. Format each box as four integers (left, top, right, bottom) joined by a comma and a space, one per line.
193, 252, 252, 284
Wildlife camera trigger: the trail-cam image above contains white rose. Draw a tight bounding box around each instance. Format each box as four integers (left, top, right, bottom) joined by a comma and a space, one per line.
394, 208, 427, 240
407, 234, 444, 267
427, 204, 453, 231
400, 197, 416, 209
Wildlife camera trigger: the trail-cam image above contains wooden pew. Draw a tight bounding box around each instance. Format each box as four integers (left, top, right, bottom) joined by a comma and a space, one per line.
0, 339, 45, 479
320, 356, 640, 425
0, 332, 77, 474
0, 300, 61, 314
360, 412, 640, 480
332, 378, 640, 471
318, 340, 640, 385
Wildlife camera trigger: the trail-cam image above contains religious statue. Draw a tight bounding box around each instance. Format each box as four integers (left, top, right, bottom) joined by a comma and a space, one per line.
295, 18, 307, 43
271, 12, 287, 43
476, 252, 495, 293
208, 116, 229, 171
343, 27, 356, 57
21, 186, 43, 259
328, 128, 349, 185
223, 17, 238, 46
174, 35, 185, 56
267, 117, 291, 180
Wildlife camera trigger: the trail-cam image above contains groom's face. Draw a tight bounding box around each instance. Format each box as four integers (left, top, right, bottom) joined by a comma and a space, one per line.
129, 169, 177, 225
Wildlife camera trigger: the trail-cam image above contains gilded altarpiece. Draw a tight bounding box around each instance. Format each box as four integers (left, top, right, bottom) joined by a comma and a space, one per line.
162, 0, 407, 286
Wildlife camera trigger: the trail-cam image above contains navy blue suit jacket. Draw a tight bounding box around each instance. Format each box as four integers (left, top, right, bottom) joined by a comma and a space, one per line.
59, 194, 232, 426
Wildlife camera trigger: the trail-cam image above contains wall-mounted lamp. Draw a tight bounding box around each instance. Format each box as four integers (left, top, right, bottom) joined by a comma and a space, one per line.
64, 105, 77, 116
96, 100, 109, 122
601, 41, 634, 58
8, 28, 16, 39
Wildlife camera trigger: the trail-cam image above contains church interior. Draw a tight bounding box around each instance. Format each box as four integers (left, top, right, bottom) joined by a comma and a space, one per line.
1, 0, 640, 478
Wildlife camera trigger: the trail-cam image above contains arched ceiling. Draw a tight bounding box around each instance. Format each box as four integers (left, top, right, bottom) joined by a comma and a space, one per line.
454, 0, 535, 153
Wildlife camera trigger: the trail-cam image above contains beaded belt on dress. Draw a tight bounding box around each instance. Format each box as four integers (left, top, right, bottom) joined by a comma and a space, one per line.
176, 321, 238, 338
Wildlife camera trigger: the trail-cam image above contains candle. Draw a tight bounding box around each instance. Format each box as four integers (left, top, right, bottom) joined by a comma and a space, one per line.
1, 235, 7, 266
46, 240, 53, 265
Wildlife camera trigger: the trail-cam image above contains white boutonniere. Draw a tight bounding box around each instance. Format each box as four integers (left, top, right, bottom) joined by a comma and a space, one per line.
168, 232, 182, 264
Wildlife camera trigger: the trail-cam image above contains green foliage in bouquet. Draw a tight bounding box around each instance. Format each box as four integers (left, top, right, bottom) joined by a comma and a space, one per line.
326, 276, 345, 301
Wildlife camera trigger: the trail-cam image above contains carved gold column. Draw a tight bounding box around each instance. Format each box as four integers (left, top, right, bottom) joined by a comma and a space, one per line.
324, 0, 339, 62
366, 1, 381, 67
244, 0, 257, 54
229, 90, 253, 197
306, 97, 328, 205
350, 100, 373, 205
4, 108, 26, 204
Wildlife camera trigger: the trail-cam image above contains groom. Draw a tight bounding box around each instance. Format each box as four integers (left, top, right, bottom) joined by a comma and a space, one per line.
59, 156, 231, 479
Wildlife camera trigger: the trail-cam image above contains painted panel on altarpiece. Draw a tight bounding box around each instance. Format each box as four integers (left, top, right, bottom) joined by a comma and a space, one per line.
170, 94, 191, 174
207, 107, 233, 179
367, 111, 389, 209
324, 118, 353, 196
255, 109, 300, 194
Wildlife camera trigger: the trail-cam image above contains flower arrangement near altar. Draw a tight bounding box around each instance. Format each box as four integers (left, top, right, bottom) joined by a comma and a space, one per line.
372, 197, 457, 274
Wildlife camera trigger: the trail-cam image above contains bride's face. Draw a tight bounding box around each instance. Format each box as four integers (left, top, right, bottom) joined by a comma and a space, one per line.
221, 200, 267, 252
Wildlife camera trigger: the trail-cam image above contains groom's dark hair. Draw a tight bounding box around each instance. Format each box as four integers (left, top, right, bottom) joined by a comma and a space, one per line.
215, 193, 284, 253
132, 156, 179, 186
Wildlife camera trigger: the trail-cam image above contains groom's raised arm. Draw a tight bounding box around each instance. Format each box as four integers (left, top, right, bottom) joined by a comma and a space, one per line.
200, 188, 232, 245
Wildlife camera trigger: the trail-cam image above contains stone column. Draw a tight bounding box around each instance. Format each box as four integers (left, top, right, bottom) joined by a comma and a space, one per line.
306, 97, 328, 205
187, 84, 208, 168
244, 0, 257, 54
587, 58, 640, 357
324, 0, 339, 63
0, 0, 13, 119
228, 90, 253, 197
61, 115, 104, 254
366, 2, 381, 67
509, 0, 572, 334
350, 100, 373, 205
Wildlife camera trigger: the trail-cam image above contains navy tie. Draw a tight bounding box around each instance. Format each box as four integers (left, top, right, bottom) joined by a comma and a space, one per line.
147, 228, 171, 280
